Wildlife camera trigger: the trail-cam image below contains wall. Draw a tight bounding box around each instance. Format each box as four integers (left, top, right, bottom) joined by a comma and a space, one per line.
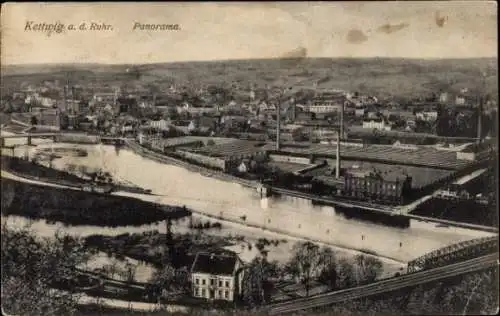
456, 152, 476, 161
191, 272, 236, 301
175, 149, 227, 171
269, 154, 312, 165
457, 150, 490, 162
55, 134, 99, 144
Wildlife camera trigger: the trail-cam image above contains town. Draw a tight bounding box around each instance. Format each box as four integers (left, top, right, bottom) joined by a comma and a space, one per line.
1, 2, 498, 315
1, 58, 497, 316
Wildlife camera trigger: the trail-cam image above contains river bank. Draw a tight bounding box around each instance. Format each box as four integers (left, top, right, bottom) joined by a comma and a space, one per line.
125, 139, 499, 233
2, 134, 495, 264
0, 176, 190, 227
125, 140, 258, 189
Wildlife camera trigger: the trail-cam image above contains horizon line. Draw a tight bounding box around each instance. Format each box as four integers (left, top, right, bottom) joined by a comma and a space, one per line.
3, 56, 498, 67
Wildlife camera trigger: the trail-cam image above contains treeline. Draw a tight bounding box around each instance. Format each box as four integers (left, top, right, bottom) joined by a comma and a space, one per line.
436, 107, 497, 138
241, 241, 386, 306
1, 225, 93, 316
1, 178, 189, 227
300, 267, 499, 316
1, 155, 88, 185
412, 198, 497, 227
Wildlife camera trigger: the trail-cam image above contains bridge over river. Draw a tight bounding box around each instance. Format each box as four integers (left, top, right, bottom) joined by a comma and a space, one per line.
0, 132, 133, 147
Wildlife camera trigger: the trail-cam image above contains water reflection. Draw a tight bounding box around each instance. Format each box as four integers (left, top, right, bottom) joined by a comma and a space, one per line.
1, 136, 495, 263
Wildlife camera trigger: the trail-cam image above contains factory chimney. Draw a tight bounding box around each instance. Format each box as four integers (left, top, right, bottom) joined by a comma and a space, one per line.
71, 86, 76, 114
113, 88, 119, 113
340, 99, 345, 140
476, 73, 486, 144
63, 85, 68, 112
477, 95, 482, 144
335, 131, 341, 179
276, 102, 281, 151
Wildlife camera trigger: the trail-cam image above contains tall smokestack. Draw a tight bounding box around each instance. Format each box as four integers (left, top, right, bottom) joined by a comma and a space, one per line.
71, 86, 76, 114
276, 102, 281, 151
336, 132, 341, 179
477, 74, 485, 144
340, 100, 345, 140
63, 86, 68, 112
477, 95, 482, 144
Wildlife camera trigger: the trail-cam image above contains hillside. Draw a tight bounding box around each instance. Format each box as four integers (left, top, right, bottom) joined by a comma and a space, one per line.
1, 58, 498, 100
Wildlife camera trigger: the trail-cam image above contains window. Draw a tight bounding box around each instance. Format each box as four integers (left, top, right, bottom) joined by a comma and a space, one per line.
218, 290, 222, 298
210, 279, 214, 286
224, 290, 229, 299
195, 278, 199, 285
196, 287, 200, 297
219, 280, 223, 287
201, 289, 206, 298
202, 279, 206, 285
225, 280, 230, 288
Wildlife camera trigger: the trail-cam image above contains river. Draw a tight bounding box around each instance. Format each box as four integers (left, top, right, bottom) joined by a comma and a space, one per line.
1, 135, 495, 263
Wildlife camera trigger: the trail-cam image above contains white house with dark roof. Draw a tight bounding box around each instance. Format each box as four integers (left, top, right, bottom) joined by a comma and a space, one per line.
190, 252, 244, 301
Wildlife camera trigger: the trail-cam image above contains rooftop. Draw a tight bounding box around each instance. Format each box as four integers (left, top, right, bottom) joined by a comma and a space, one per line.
190, 252, 239, 276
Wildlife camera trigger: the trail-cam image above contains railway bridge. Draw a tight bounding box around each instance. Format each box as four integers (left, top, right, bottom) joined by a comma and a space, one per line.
0, 133, 133, 147
266, 237, 499, 315
407, 235, 498, 273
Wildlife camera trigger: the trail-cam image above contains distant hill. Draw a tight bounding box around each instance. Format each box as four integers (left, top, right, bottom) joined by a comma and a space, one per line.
2, 57, 497, 99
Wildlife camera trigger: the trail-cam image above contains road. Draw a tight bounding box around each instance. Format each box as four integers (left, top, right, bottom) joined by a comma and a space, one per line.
267, 253, 499, 315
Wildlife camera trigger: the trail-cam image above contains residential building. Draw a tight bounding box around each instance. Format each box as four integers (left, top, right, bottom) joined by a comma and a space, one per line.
237, 159, 258, 173
305, 102, 343, 114
149, 119, 170, 131
455, 95, 466, 105
177, 103, 217, 115
117, 97, 137, 114
439, 92, 449, 103
190, 252, 244, 302
415, 110, 438, 122
362, 118, 392, 131
354, 106, 365, 117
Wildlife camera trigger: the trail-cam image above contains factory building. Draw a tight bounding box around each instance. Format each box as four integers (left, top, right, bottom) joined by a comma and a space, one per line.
343, 170, 412, 204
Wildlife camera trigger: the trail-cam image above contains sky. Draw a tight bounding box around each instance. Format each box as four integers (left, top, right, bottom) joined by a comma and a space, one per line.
1, 2, 497, 65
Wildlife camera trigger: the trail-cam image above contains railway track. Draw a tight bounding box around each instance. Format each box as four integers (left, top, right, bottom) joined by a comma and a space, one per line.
267, 254, 498, 315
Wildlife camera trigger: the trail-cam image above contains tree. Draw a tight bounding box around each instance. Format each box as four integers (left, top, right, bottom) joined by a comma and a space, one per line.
77, 165, 88, 177
147, 264, 177, 303
67, 164, 77, 174
241, 257, 280, 306
122, 263, 137, 311
336, 258, 357, 289
317, 247, 338, 289
206, 139, 216, 147
286, 242, 336, 297
353, 254, 383, 285
103, 259, 119, 280
1, 224, 91, 316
